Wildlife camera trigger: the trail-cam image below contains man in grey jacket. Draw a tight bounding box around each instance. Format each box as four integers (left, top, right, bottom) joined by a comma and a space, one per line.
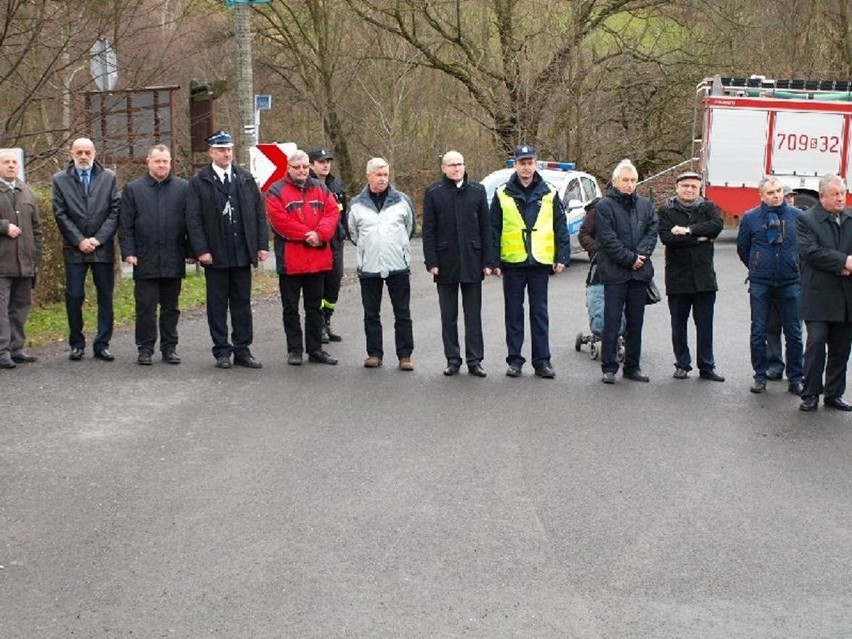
0, 150, 43, 369
52, 137, 120, 361
348, 157, 416, 370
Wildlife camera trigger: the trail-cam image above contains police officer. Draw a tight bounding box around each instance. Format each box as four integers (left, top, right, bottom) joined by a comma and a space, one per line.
489, 144, 570, 379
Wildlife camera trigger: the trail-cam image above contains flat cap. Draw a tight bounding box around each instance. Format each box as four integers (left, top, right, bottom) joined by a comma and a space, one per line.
675, 171, 702, 183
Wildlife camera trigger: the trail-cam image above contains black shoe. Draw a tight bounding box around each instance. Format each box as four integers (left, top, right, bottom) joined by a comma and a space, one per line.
94, 348, 114, 361
137, 351, 153, 366
673, 367, 688, 380
215, 356, 232, 369
162, 351, 181, 365
443, 363, 461, 376
601, 372, 616, 384
69, 347, 84, 361
0, 356, 16, 369
11, 352, 38, 363
750, 379, 766, 393
325, 319, 342, 342
506, 364, 522, 378
321, 325, 331, 344
623, 369, 650, 382
800, 396, 819, 412
767, 371, 783, 381
534, 363, 556, 379
825, 396, 852, 411
308, 350, 338, 365
287, 351, 303, 366
234, 355, 263, 369
468, 364, 487, 378
788, 382, 804, 396
699, 370, 725, 382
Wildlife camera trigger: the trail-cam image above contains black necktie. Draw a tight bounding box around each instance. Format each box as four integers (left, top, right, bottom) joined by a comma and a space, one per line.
223, 172, 230, 191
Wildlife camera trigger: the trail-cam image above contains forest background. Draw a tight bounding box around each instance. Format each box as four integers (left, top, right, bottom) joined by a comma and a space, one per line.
2, 0, 852, 305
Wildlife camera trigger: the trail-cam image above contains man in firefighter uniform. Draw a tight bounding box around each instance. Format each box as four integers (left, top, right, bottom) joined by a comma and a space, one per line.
308, 148, 347, 344
489, 144, 570, 379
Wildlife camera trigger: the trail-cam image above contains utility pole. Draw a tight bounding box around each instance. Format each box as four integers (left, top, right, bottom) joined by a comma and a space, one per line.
233, 2, 255, 167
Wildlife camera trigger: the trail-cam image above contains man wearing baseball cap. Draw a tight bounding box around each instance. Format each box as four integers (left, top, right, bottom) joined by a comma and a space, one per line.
308, 148, 347, 344
657, 171, 725, 382
489, 143, 570, 379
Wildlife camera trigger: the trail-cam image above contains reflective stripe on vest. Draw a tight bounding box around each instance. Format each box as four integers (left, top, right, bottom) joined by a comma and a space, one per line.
497, 185, 556, 264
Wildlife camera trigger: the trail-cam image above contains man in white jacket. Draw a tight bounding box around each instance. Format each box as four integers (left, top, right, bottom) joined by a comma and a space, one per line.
348, 157, 416, 370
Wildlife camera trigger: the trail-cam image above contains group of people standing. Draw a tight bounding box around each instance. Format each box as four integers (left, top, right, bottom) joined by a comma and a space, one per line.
2, 135, 852, 413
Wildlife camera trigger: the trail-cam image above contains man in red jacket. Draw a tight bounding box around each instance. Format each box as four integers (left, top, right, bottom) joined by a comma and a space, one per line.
266, 149, 340, 366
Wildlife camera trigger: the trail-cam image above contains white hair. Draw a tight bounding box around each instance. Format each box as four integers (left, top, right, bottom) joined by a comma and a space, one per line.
288, 149, 309, 165
611, 158, 638, 182
366, 157, 389, 174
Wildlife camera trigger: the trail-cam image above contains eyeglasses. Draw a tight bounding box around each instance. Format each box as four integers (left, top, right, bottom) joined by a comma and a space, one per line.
443, 163, 464, 168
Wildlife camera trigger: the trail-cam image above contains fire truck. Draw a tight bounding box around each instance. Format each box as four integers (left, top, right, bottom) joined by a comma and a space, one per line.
695, 75, 852, 215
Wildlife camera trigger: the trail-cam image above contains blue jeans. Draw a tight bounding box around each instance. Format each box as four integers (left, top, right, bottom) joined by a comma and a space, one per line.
749, 282, 803, 383
64, 261, 114, 351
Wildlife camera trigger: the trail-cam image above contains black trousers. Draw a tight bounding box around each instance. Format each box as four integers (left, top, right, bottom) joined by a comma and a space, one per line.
359, 274, 413, 359
204, 266, 253, 359
278, 272, 324, 355
134, 277, 182, 354
602, 280, 647, 374
502, 266, 550, 367
437, 281, 484, 366
667, 291, 716, 373
321, 239, 344, 315
64, 261, 114, 351
802, 320, 852, 400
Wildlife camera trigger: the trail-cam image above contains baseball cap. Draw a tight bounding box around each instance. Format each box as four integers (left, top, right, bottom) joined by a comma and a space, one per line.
308, 148, 333, 163
513, 144, 537, 160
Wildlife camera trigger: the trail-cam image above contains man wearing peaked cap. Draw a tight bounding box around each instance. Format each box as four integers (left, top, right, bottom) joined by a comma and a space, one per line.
308, 147, 348, 344
186, 129, 269, 369
206, 130, 234, 148
489, 143, 570, 380
657, 170, 725, 382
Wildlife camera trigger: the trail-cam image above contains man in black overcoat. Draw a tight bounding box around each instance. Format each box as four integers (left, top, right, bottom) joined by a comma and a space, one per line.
797, 174, 852, 412
119, 144, 190, 365
657, 171, 725, 382
422, 150, 493, 377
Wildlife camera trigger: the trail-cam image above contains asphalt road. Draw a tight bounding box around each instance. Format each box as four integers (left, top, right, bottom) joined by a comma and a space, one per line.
3, 232, 852, 638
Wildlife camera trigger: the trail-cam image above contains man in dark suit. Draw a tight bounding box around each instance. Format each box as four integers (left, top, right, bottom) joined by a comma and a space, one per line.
52, 137, 120, 361
797, 174, 852, 412
422, 150, 492, 377
186, 130, 268, 369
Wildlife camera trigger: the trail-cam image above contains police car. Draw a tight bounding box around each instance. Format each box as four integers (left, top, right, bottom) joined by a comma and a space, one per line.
480, 160, 603, 254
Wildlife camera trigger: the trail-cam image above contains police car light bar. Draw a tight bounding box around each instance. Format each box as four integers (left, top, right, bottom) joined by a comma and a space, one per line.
506, 159, 576, 171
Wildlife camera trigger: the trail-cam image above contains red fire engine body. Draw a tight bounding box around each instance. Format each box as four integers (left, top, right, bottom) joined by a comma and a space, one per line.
697, 75, 852, 215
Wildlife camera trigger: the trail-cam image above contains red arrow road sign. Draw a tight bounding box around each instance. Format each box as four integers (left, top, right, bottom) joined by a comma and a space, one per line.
255, 143, 289, 192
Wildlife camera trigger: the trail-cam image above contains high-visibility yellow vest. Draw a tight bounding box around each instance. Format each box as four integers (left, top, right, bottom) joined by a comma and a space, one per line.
497, 185, 556, 264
